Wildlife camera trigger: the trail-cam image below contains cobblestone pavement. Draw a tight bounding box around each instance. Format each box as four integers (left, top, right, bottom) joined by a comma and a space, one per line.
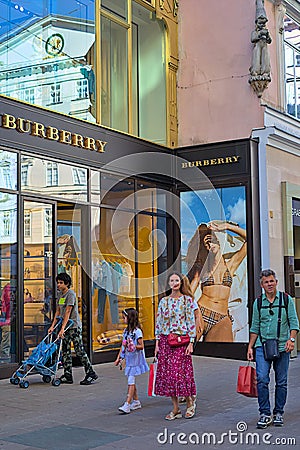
0, 355, 299, 450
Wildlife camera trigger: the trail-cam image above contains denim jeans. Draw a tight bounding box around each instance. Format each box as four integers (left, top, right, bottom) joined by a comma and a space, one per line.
255, 346, 290, 415
93, 284, 119, 324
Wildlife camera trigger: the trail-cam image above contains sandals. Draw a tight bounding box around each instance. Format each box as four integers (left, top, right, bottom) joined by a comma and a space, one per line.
165, 411, 182, 420
185, 404, 196, 419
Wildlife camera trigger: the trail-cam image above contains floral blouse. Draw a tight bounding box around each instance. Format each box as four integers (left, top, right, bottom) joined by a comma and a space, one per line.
155, 295, 196, 341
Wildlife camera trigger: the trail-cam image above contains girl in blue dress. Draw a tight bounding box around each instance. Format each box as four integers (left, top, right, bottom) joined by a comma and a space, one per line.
114, 308, 149, 414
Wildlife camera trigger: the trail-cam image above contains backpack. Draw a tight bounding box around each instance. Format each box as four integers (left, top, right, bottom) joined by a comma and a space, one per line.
256, 292, 290, 326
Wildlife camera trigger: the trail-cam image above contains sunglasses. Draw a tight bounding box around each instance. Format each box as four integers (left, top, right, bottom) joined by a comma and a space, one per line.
269, 304, 274, 315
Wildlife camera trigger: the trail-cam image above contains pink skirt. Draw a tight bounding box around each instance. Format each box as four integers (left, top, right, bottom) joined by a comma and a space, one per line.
154, 334, 196, 397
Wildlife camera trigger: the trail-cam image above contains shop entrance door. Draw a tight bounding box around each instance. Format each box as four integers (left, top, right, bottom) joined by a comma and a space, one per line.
23, 200, 55, 354
22, 200, 87, 357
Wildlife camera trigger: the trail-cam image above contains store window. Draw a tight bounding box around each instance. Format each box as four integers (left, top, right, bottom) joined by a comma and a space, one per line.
180, 186, 248, 343
23, 201, 54, 355
0, 193, 17, 364
100, 173, 134, 209
21, 156, 88, 202
0, 151, 17, 191
91, 207, 136, 353
101, 16, 128, 132
284, 15, 300, 119
0, 0, 96, 123
0, 1, 167, 143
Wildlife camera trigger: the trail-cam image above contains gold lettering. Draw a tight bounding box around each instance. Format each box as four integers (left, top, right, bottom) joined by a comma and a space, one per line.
84, 137, 96, 151
232, 156, 240, 162
71, 133, 85, 148
31, 122, 46, 138
225, 157, 233, 163
2, 114, 16, 129
188, 162, 195, 167
203, 160, 210, 166
59, 130, 72, 144
95, 140, 107, 153
217, 158, 225, 164
16, 118, 31, 133
2, 113, 107, 154
210, 159, 217, 165
182, 162, 188, 169
195, 161, 203, 167
46, 126, 60, 141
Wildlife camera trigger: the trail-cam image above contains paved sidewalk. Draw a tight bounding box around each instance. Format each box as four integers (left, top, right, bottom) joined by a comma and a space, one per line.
0, 355, 299, 450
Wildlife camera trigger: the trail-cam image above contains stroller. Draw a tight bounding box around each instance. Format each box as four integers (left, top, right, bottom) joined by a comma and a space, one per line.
10, 317, 73, 389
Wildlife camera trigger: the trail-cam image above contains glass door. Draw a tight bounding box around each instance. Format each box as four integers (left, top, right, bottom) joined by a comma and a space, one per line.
23, 200, 55, 355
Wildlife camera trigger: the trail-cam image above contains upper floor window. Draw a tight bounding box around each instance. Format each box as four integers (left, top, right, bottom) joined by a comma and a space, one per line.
284, 15, 300, 119
76, 79, 88, 99
44, 208, 52, 237
50, 84, 61, 104
3, 211, 11, 236
21, 165, 29, 186
24, 212, 31, 237
47, 162, 58, 186
72, 168, 87, 185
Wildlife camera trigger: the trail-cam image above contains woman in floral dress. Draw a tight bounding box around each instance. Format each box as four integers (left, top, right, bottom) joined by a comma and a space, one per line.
154, 272, 197, 420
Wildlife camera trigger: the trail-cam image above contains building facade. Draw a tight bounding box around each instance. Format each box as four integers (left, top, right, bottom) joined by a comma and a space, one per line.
2, 0, 299, 378
178, 0, 300, 350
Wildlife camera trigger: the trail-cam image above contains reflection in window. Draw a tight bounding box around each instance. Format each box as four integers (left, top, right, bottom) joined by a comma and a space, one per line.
101, 173, 134, 208
21, 165, 29, 187
50, 84, 61, 104
3, 211, 11, 236
0, 192, 17, 363
46, 162, 58, 186
24, 88, 35, 103
21, 155, 87, 201
72, 168, 87, 185
76, 79, 88, 99
44, 209, 52, 237
0, 151, 17, 191
284, 15, 300, 119
0, 193, 17, 242
24, 212, 31, 237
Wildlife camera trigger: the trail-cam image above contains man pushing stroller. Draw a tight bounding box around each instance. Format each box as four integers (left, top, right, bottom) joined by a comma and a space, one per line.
48, 273, 98, 385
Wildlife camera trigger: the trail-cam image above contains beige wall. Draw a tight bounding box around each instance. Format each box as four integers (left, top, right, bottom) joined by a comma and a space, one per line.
177, 0, 279, 146
266, 145, 300, 288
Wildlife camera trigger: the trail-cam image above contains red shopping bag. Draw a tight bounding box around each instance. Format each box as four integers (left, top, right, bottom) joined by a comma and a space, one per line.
236, 364, 258, 398
147, 361, 157, 397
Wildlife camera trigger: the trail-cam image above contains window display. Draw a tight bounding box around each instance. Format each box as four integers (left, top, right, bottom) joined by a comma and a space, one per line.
181, 186, 248, 343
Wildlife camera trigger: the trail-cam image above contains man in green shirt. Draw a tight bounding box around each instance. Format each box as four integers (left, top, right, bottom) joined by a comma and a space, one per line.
247, 269, 299, 429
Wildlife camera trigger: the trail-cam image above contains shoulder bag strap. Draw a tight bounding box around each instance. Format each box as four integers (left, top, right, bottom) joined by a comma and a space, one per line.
276, 292, 283, 339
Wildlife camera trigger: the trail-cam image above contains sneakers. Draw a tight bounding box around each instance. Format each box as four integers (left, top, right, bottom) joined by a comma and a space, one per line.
59, 374, 73, 384
273, 413, 284, 427
256, 414, 273, 429
130, 400, 142, 410
119, 402, 131, 414
80, 371, 98, 385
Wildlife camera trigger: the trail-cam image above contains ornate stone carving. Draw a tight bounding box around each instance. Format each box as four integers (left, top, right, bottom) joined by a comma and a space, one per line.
249, 0, 272, 97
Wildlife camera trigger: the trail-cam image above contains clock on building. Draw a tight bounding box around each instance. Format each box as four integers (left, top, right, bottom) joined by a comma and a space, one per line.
45, 34, 64, 56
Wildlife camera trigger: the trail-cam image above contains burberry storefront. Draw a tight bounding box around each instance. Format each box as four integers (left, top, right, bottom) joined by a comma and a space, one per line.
0, 96, 262, 379
0, 96, 176, 379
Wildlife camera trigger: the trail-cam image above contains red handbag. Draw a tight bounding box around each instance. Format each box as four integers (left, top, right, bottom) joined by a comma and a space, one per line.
167, 333, 190, 347
236, 364, 258, 398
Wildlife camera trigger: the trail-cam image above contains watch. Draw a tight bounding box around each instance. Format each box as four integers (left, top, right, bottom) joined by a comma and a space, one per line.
290, 337, 295, 343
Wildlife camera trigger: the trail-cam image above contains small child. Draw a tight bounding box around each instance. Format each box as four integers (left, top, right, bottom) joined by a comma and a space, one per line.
114, 308, 149, 414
